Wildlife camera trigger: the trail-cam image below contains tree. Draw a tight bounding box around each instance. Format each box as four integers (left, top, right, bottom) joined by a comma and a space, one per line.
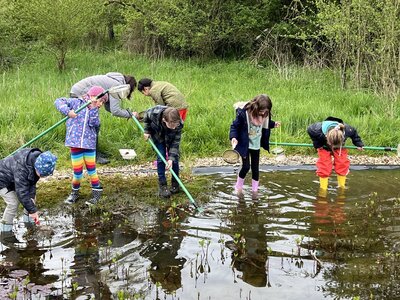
12, 0, 104, 71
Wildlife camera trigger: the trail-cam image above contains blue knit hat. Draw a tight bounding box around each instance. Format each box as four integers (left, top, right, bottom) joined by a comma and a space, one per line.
34, 151, 57, 177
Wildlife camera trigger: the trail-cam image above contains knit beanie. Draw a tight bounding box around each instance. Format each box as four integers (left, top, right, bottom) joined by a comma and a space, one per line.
87, 86, 107, 102
34, 151, 57, 177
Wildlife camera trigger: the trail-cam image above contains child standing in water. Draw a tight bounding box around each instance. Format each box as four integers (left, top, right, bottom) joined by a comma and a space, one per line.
55, 86, 107, 205
307, 116, 364, 192
229, 94, 280, 195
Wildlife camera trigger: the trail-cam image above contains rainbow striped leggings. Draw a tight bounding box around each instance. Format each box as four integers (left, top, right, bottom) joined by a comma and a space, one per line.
70, 147, 100, 190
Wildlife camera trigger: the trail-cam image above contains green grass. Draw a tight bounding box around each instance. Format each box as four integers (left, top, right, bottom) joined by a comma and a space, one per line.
1, 50, 399, 169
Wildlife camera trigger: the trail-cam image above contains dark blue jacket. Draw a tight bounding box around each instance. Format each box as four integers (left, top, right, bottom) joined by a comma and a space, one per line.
307, 116, 364, 149
0, 148, 41, 213
229, 108, 276, 158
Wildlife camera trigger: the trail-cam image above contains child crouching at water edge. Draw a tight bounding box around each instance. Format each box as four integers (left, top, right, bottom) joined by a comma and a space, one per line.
143, 106, 183, 198
307, 116, 364, 194
0, 149, 57, 240
55, 86, 107, 206
229, 94, 281, 195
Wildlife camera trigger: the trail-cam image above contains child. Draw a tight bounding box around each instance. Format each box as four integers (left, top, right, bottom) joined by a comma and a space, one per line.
143, 106, 183, 198
307, 116, 364, 191
229, 94, 280, 194
55, 86, 106, 205
137, 78, 188, 121
0, 149, 57, 235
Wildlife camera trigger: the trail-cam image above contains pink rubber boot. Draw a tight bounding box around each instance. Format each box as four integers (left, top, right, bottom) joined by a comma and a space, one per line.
252, 180, 259, 192
235, 177, 245, 194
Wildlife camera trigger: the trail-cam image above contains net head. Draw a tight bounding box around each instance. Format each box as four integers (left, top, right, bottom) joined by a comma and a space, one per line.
271, 147, 285, 155
108, 84, 131, 99
397, 144, 400, 157
222, 150, 240, 164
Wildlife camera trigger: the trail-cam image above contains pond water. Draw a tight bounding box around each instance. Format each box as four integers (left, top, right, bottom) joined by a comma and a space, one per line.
1, 165, 400, 299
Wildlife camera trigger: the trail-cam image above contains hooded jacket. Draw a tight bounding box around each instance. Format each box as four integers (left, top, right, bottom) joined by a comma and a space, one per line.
307, 116, 364, 149
55, 97, 100, 149
229, 107, 276, 158
0, 148, 41, 213
143, 106, 183, 162
70, 72, 132, 118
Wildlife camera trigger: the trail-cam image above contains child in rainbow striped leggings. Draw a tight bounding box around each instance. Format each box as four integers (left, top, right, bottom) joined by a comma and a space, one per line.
55, 86, 107, 205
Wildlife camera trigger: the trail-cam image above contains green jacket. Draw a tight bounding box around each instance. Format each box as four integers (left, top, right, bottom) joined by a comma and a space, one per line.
149, 81, 188, 110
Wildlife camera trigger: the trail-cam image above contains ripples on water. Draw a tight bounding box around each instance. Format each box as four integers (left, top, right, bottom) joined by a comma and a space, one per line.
1, 167, 400, 299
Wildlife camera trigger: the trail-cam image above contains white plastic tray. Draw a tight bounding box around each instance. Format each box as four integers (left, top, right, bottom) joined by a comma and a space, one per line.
119, 149, 137, 160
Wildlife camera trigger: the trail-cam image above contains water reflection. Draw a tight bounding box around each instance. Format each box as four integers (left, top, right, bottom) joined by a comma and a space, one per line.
139, 207, 187, 293
70, 209, 111, 298
226, 199, 269, 287
0, 167, 400, 299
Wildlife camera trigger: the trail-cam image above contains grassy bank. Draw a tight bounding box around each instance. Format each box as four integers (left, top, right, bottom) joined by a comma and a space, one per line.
1, 50, 399, 169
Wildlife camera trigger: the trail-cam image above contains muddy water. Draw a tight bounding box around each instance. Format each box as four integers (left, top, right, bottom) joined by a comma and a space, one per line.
1, 166, 400, 299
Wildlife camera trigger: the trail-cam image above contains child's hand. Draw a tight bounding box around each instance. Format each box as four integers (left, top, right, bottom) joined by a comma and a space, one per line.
166, 159, 173, 170
357, 147, 364, 151
143, 133, 150, 140
274, 121, 281, 128
231, 138, 238, 149
29, 212, 40, 225
68, 110, 77, 118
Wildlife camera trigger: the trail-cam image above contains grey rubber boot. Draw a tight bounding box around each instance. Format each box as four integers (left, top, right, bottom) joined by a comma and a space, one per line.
0, 223, 13, 232
159, 183, 171, 198
65, 188, 80, 204
85, 187, 103, 206
23, 213, 35, 224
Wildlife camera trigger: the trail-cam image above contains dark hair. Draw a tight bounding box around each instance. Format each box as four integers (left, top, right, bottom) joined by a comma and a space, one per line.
138, 78, 153, 92
123, 75, 137, 100
244, 94, 272, 119
163, 107, 181, 123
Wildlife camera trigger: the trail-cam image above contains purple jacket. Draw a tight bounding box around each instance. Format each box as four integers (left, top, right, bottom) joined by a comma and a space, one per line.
54, 97, 100, 149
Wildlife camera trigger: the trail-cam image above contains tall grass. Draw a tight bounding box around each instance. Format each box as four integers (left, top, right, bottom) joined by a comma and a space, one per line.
1, 50, 399, 168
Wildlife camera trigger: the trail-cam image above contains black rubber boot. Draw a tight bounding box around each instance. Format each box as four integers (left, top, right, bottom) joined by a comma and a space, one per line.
96, 152, 110, 165
159, 183, 171, 198
65, 189, 80, 204
170, 180, 180, 194
86, 187, 103, 206
95, 126, 110, 164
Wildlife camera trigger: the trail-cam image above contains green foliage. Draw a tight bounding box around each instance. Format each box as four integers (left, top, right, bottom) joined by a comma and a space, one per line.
0, 51, 398, 167
11, 0, 105, 70
122, 0, 271, 57
316, 0, 400, 98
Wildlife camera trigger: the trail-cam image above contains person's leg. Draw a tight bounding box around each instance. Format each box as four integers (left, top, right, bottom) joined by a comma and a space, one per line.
170, 156, 180, 194
83, 149, 103, 205
154, 141, 171, 198
236, 154, 250, 193
333, 148, 350, 188
95, 125, 110, 164
23, 198, 36, 224
249, 149, 260, 192
65, 148, 84, 204
0, 188, 18, 230
316, 148, 333, 190
178, 109, 187, 122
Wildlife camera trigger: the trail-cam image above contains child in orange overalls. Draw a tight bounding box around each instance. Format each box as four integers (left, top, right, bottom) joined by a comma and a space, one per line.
307, 117, 364, 191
